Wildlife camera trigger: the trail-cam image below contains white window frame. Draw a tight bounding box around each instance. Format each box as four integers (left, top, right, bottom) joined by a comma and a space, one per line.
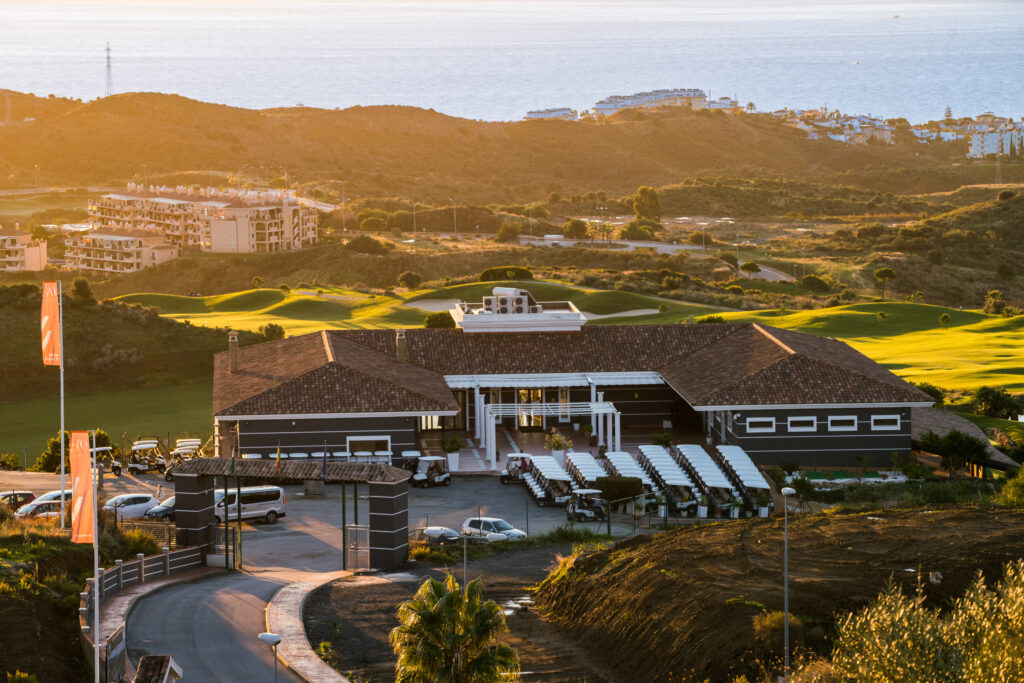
745, 417, 776, 434
346, 434, 392, 452
828, 415, 858, 432
787, 416, 817, 433
871, 415, 901, 431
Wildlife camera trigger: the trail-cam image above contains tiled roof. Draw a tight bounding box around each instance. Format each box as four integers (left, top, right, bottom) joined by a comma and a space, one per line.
214, 323, 930, 417
175, 457, 409, 483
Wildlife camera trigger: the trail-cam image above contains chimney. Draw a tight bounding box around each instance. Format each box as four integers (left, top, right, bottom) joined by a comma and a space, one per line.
396, 329, 407, 363
228, 330, 239, 373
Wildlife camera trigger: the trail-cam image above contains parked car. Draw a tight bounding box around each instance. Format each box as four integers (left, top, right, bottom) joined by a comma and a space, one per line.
103, 494, 160, 520
412, 526, 461, 546
461, 517, 527, 542
14, 500, 64, 519
213, 486, 286, 524
0, 490, 36, 509
143, 496, 176, 521
34, 490, 72, 504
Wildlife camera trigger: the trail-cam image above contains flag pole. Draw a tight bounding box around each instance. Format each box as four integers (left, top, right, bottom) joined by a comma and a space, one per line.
59, 281, 66, 527
91, 429, 100, 683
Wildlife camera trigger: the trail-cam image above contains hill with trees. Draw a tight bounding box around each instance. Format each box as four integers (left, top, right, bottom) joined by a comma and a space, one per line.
0, 90, 986, 202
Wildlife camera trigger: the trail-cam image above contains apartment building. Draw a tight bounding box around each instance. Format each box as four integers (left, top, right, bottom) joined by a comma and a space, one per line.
88, 185, 318, 254
0, 227, 47, 272
65, 229, 179, 274
525, 107, 578, 121
592, 88, 707, 116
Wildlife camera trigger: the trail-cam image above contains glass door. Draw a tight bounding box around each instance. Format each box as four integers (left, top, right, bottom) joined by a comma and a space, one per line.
517, 388, 543, 428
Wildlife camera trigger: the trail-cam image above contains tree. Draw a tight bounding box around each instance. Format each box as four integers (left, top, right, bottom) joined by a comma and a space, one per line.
632, 186, 661, 223
397, 271, 424, 289
424, 311, 456, 329
617, 223, 654, 241
360, 216, 386, 232
390, 210, 414, 231
31, 429, 117, 473
268, 176, 288, 189
390, 574, 519, 683
493, 223, 519, 243
259, 323, 285, 340
739, 261, 761, 278
873, 267, 896, 298
479, 266, 532, 281
71, 277, 94, 302
877, 311, 889, 322
562, 218, 588, 239
912, 382, 945, 407
984, 289, 1007, 315
588, 222, 615, 241
918, 429, 989, 477
944, 105, 953, 122
718, 252, 738, 269
973, 385, 1021, 419
939, 313, 951, 328
251, 276, 265, 288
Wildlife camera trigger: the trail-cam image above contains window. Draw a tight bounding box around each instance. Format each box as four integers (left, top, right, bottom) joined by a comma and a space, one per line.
467, 520, 481, 530
745, 417, 776, 433
828, 415, 858, 432
871, 415, 901, 431
787, 416, 817, 433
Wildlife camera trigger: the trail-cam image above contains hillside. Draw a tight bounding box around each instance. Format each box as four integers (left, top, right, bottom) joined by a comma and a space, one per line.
534, 508, 1024, 682
0, 90, 963, 202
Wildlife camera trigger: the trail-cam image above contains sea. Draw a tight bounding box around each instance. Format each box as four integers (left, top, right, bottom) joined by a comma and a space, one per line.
0, 0, 1021, 123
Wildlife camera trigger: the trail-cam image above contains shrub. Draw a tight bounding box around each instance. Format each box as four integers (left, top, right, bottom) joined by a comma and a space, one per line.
493, 223, 520, 243
800, 273, 831, 292
595, 476, 643, 503
997, 467, 1024, 506
480, 266, 532, 281
71, 277, 94, 302
397, 271, 424, 289
0, 451, 23, 470
911, 382, 945, 407
752, 611, 804, 655
696, 315, 726, 323
359, 216, 386, 232
918, 429, 989, 475
345, 234, 387, 255
617, 223, 654, 241
998, 190, 1016, 201
562, 218, 588, 239
259, 323, 286, 341
251, 276, 265, 288
32, 429, 116, 473
279, 284, 290, 293
424, 311, 455, 329
983, 289, 1006, 315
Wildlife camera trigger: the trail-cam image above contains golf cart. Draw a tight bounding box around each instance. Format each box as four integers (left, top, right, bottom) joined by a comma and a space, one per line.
411, 455, 451, 488
162, 443, 200, 482
112, 439, 165, 477
399, 450, 422, 475
500, 453, 533, 485
566, 488, 607, 522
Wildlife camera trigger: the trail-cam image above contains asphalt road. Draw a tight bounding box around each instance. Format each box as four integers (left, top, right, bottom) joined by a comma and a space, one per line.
126, 571, 302, 683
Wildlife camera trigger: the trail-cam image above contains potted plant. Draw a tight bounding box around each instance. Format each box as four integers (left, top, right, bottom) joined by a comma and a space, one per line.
697, 494, 708, 519
729, 495, 743, 519
755, 489, 772, 517
545, 428, 572, 464
583, 423, 595, 446
442, 436, 464, 472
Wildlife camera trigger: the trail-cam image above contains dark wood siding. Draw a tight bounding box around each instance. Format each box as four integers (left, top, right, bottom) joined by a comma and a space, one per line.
712, 407, 913, 467
235, 416, 417, 456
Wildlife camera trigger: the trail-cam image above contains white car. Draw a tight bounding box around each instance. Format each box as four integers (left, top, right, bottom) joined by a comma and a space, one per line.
461, 517, 527, 542
103, 494, 160, 520
14, 500, 64, 520
35, 490, 72, 504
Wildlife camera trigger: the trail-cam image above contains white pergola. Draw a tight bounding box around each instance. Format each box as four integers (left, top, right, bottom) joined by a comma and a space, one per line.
475, 401, 621, 468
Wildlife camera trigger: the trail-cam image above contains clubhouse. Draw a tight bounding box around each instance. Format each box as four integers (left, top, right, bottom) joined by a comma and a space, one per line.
212, 288, 932, 467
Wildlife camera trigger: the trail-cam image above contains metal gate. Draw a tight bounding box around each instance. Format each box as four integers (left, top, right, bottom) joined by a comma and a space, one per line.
346, 524, 369, 571
119, 520, 177, 549
207, 524, 238, 569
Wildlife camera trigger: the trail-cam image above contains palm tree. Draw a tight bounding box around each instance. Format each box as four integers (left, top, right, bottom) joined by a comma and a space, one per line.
390, 574, 520, 683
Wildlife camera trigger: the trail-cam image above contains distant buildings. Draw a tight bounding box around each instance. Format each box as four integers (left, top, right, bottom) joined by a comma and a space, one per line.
525, 107, 578, 121
88, 185, 318, 256
0, 227, 47, 272
706, 96, 742, 113
592, 88, 707, 116
65, 229, 178, 275
965, 114, 1023, 158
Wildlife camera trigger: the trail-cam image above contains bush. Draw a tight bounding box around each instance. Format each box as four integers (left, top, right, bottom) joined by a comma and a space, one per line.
918, 429, 989, 475
359, 216, 386, 232
800, 273, 831, 292
696, 315, 726, 324
99, 528, 162, 562
997, 467, 1024, 506
752, 611, 803, 655
71, 277, 94, 302
973, 385, 1021, 419
480, 266, 532, 281
424, 311, 455, 329
911, 382, 945, 407
279, 284, 290, 293
998, 190, 1016, 201
494, 223, 519, 243
397, 271, 423, 289
259, 323, 286, 341
562, 218, 588, 239
345, 235, 387, 255
251, 276, 265, 288
0, 451, 24, 470
596, 476, 643, 503
617, 222, 654, 241
32, 430, 116, 473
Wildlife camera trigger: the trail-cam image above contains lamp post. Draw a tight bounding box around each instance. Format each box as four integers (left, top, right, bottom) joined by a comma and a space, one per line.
781, 485, 796, 677
529, 205, 533, 236
341, 182, 346, 233
258, 632, 282, 682
412, 202, 417, 233
450, 198, 457, 236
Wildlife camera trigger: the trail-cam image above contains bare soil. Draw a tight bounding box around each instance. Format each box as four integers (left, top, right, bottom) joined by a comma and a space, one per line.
304, 544, 619, 682
533, 506, 1024, 682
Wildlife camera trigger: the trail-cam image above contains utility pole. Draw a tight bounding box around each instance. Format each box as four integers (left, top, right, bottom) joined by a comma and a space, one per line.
105, 43, 114, 98
451, 198, 457, 236
341, 182, 346, 232
995, 152, 1003, 185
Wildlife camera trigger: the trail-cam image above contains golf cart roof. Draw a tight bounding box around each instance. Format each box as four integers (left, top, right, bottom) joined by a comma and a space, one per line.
176, 439, 202, 446
132, 442, 159, 451
575, 488, 603, 495
419, 455, 446, 462
169, 448, 196, 456
509, 453, 532, 460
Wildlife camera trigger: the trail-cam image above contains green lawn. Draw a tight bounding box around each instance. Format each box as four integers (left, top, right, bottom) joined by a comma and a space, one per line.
2, 382, 212, 463
0, 191, 92, 218
957, 413, 1024, 444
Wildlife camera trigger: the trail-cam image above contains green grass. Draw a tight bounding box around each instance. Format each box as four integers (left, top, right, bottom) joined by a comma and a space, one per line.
957, 413, 1024, 444
1, 382, 212, 460
0, 191, 92, 218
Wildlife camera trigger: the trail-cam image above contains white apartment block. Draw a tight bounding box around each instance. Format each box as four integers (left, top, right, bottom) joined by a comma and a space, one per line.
65, 230, 179, 275
0, 227, 47, 272
525, 108, 578, 121
968, 128, 1023, 158
592, 88, 707, 116
88, 185, 318, 254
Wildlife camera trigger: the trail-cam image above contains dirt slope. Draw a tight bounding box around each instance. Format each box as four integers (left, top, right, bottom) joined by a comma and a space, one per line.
533, 507, 1024, 682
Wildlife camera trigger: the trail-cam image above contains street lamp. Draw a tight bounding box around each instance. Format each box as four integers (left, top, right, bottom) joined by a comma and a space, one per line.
450, 198, 457, 236
781, 485, 796, 677
412, 202, 417, 233
341, 182, 346, 233
258, 632, 282, 682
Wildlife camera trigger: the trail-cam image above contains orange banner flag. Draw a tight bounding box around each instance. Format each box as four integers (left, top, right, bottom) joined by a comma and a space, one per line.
70, 431, 95, 544
41, 281, 61, 366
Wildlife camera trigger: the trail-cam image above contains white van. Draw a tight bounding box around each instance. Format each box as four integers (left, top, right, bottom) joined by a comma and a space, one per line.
213, 486, 286, 524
